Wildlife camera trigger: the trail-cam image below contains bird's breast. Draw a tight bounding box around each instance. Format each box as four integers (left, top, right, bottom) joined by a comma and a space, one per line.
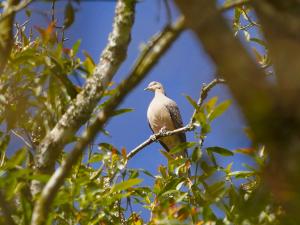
147, 101, 175, 133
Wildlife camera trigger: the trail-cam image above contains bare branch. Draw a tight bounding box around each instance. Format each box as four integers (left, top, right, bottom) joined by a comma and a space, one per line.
30, 17, 184, 225
32, 0, 137, 194
127, 78, 225, 159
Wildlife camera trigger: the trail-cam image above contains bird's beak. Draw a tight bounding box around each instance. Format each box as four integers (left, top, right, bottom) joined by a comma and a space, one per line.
144, 87, 150, 91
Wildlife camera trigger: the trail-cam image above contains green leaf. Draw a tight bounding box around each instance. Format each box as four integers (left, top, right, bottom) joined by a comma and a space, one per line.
185, 95, 198, 109
206, 181, 225, 199
192, 146, 202, 162
98, 143, 113, 151
88, 153, 104, 163
205, 96, 218, 113
208, 100, 231, 121
228, 171, 256, 179
160, 150, 173, 161
140, 169, 155, 178
83, 51, 95, 75
250, 38, 267, 47
0, 135, 10, 153
6, 148, 27, 169
200, 161, 216, 178
64, 2, 75, 29
170, 142, 196, 154
111, 178, 142, 192
206, 146, 234, 156
72, 39, 81, 56
111, 108, 134, 117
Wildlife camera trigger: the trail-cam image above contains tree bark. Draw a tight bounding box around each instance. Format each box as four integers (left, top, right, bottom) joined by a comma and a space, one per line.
32, 0, 136, 195
0, 0, 20, 75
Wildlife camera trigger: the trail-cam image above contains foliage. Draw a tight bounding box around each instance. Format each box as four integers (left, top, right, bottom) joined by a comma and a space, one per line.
0, 0, 285, 225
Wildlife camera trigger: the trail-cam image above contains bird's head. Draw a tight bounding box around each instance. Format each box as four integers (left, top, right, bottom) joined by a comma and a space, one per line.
144, 81, 165, 94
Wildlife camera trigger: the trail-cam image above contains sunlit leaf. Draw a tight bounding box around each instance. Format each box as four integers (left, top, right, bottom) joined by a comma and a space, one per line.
206, 146, 234, 156
170, 142, 196, 154
228, 171, 256, 179
88, 153, 104, 163
185, 95, 198, 109
5, 148, 27, 169
111, 178, 142, 192
205, 96, 218, 113
208, 100, 231, 121
0, 135, 10, 153
112, 108, 134, 117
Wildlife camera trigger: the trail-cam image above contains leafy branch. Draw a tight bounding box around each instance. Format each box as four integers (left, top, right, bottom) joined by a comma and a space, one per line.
32, 0, 137, 195
30, 17, 184, 225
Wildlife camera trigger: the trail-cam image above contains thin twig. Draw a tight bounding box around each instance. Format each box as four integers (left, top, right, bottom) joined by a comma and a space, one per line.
51, 0, 55, 23
127, 78, 225, 160
163, 0, 172, 24
11, 130, 32, 149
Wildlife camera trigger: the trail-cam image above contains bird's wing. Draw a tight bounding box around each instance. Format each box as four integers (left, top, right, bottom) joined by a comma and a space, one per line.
165, 101, 188, 158
165, 101, 186, 143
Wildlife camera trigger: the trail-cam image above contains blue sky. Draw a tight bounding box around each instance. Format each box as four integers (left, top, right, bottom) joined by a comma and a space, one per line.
11, 0, 257, 219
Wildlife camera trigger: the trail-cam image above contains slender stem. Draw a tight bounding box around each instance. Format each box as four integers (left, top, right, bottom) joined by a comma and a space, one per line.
11, 130, 32, 149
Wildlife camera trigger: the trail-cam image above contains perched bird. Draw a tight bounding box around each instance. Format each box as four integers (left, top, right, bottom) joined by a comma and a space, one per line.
145, 81, 187, 157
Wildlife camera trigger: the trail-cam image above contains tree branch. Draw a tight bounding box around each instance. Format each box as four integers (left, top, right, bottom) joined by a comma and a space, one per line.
0, 0, 21, 76
32, 0, 137, 195
127, 78, 225, 159
30, 17, 184, 225
0, 0, 32, 20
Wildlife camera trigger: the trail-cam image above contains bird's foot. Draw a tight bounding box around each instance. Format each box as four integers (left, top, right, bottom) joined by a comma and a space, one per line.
159, 126, 167, 134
